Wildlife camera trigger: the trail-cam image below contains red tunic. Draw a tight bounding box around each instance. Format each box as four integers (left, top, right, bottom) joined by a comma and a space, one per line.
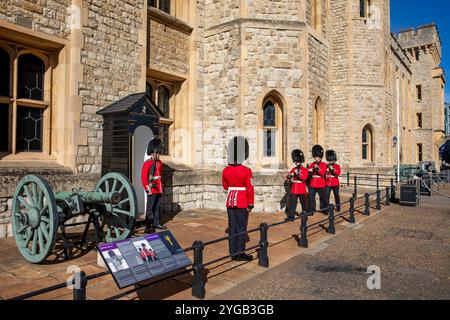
287, 166, 308, 195
325, 164, 341, 187
141, 158, 163, 194
308, 161, 327, 188
222, 165, 255, 209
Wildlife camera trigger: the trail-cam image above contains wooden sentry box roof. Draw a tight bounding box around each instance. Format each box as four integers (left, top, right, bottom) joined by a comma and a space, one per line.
97, 92, 164, 117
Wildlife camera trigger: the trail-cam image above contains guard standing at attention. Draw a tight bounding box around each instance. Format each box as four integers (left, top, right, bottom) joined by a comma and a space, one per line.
325, 150, 341, 212
307, 145, 328, 215
285, 149, 309, 221
141, 138, 167, 233
222, 136, 254, 262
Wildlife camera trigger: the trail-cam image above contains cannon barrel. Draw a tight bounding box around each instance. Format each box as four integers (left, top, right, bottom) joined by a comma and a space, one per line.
55, 191, 121, 205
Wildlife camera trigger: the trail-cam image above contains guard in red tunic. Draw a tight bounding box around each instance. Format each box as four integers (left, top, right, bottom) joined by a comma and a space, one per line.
325, 150, 341, 212
307, 145, 328, 215
285, 149, 308, 221
141, 138, 167, 233
222, 136, 254, 262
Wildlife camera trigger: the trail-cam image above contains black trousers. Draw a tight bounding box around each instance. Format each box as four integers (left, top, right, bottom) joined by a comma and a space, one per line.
308, 187, 328, 214
287, 194, 307, 218
325, 186, 341, 211
227, 208, 249, 257
145, 194, 161, 227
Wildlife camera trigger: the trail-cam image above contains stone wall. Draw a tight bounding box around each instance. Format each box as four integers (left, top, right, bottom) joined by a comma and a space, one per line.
308, 34, 329, 146
76, 0, 145, 174
149, 18, 190, 75
0, 0, 71, 39
0, 167, 99, 238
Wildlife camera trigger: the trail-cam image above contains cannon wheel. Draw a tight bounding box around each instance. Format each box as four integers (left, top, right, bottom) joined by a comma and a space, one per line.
11, 175, 58, 263
95, 172, 138, 242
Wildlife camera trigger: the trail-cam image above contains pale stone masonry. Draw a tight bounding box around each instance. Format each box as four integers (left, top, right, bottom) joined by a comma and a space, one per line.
0, 0, 446, 236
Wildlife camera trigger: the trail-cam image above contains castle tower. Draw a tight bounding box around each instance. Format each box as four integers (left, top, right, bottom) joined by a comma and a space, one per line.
397, 24, 446, 165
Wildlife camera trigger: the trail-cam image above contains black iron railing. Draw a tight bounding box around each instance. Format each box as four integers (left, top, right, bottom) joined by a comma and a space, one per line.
9, 171, 448, 300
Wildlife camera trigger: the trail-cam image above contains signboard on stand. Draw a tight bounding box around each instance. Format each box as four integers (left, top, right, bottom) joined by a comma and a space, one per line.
98, 231, 191, 289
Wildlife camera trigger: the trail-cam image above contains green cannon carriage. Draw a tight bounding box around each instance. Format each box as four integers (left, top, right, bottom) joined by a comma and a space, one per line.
11, 172, 138, 263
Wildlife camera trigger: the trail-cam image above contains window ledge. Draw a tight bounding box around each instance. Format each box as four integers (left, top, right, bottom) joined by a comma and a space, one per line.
0, 159, 73, 175
148, 7, 193, 35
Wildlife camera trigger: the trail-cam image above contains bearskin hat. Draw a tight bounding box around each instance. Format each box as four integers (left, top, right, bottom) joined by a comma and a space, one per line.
147, 138, 162, 155
291, 149, 305, 163
227, 136, 249, 165
326, 150, 337, 162
312, 145, 324, 158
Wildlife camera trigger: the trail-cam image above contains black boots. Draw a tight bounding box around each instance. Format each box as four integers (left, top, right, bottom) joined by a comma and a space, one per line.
232, 253, 253, 262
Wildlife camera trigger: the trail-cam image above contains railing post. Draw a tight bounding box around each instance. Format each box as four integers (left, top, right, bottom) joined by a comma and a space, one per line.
349, 197, 356, 223
390, 178, 395, 202
327, 204, 336, 235
299, 212, 308, 248
258, 223, 269, 268
385, 186, 390, 206
192, 240, 205, 299
376, 174, 380, 190
376, 189, 381, 211
73, 271, 87, 301
354, 176, 357, 199
364, 193, 370, 216
347, 172, 350, 187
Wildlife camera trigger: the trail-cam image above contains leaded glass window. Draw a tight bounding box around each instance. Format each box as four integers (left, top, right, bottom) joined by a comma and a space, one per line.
0, 104, 9, 151
18, 54, 44, 100
263, 101, 275, 127
16, 106, 43, 152
0, 48, 10, 97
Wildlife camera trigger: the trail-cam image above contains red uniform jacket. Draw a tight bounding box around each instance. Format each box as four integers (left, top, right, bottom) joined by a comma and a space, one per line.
325, 164, 341, 187
287, 166, 308, 195
141, 158, 163, 194
308, 161, 327, 188
222, 165, 254, 209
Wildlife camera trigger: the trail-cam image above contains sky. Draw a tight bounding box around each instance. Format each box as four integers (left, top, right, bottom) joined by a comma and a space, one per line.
390, 0, 450, 102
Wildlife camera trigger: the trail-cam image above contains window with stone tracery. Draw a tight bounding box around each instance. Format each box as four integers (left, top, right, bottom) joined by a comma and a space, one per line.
362, 125, 373, 162
0, 43, 51, 155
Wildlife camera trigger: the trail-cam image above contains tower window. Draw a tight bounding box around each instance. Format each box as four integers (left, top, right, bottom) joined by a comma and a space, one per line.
416, 113, 422, 128
417, 143, 423, 162
416, 85, 422, 101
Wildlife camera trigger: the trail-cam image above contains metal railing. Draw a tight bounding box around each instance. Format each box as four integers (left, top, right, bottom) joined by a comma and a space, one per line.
12, 171, 444, 301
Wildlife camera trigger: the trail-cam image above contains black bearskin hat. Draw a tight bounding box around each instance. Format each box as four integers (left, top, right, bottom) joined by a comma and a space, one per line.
312, 145, 324, 158
326, 150, 337, 162
227, 136, 249, 165
147, 138, 162, 155
291, 149, 305, 163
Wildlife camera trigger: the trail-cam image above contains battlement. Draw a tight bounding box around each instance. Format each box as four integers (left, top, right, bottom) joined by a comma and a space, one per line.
396, 23, 442, 57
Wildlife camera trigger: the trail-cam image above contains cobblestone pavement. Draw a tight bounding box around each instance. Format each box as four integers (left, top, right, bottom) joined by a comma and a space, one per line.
215, 188, 450, 300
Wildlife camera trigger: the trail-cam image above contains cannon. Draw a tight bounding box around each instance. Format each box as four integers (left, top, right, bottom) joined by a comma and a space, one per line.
11, 172, 138, 263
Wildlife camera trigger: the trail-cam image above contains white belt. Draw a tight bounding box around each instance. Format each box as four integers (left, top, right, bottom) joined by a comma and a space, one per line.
228, 187, 246, 191
293, 181, 305, 184
152, 176, 161, 180
312, 175, 322, 178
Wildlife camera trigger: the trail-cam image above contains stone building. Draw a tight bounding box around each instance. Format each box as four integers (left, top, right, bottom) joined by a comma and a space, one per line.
0, 0, 446, 237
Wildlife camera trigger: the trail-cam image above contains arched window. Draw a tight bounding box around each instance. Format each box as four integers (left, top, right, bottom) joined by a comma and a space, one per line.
261, 94, 285, 159
0, 47, 10, 152
362, 125, 373, 161
360, 0, 370, 18
312, 97, 324, 145
18, 54, 44, 100
0, 47, 10, 97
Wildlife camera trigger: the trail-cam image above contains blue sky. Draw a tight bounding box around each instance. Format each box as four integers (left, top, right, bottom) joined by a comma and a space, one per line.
390, 0, 449, 102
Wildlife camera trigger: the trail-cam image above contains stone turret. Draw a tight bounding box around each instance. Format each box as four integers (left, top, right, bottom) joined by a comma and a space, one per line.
397, 24, 442, 64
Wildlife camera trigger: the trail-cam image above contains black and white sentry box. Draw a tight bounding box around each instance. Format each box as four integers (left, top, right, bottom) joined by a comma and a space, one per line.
399, 184, 419, 206
97, 231, 191, 289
